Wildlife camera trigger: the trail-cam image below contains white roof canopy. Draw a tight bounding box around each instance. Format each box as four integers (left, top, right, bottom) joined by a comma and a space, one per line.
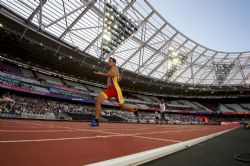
1, 0, 250, 86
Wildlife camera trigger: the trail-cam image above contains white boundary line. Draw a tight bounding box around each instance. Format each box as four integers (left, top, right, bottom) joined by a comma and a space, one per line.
86, 127, 238, 166
0, 126, 58, 128
0, 133, 181, 143
5, 121, 122, 135
0, 129, 79, 132
0, 134, 121, 143
132, 135, 181, 143
0, 133, 182, 143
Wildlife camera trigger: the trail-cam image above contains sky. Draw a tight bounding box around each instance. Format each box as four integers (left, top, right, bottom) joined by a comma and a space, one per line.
150, 0, 250, 52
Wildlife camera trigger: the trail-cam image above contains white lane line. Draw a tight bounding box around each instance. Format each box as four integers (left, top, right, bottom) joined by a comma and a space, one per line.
0, 133, 182, 143
0, 129, 186, 144
132, 135, 181, 143
0, 126, 55, 128
132, 128, 205, 136
101, 127, 175, 131
5, 121, 122, 135
0, 134, 123, 143
131, 126, 223, 136
0, 129, 79, 132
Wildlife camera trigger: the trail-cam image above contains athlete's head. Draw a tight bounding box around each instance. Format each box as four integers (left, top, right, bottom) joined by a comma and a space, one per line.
108, 57, 116, 67
160, 99, 164, 104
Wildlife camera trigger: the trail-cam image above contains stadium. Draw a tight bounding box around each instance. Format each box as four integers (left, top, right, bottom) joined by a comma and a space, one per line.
0, 0, 250, 165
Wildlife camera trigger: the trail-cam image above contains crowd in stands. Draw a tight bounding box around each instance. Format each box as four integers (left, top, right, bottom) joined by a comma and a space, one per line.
1, 59, 250, 123
0, 93, 181, 123
0, 95, 95, 120
1, 93, 250, 123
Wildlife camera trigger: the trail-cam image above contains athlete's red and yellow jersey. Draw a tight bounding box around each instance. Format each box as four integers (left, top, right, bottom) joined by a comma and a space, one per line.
102, 69, 124, 105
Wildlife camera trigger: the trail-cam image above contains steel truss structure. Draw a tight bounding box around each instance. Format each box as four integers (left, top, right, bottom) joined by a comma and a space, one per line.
1, 0, 250, 86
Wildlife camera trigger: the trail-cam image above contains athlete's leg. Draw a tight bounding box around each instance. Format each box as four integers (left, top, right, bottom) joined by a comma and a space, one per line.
164, 113, 169, 123
113, 85, 139, 119
119, 104, 139, 120
90, 89, 110, 126
161, 112, 168, 123
160, 112, 163, 124
119, 104, 138, 112
95, 92, 108, 120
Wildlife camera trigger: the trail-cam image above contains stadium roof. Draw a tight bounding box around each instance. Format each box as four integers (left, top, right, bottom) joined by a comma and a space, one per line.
1, 0, 250, 86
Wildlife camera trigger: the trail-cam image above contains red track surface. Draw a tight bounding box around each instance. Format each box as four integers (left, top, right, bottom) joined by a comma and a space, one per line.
0, 119, 237, 166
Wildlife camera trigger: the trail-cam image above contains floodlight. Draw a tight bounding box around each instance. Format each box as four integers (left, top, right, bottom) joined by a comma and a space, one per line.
102, 2, 138, 56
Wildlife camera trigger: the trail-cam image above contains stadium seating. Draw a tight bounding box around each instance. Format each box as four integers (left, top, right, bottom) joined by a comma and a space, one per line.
220, 104, 235, 113
64, 80, 88, 91
20, 68, 35, 79
224, 104, 249, 112
36, 72, 63, 85
85, 84, 103, 94
0, 61, 23, 77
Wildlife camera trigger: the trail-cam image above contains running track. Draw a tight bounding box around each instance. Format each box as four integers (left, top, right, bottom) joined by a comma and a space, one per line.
0, 119, 238, 166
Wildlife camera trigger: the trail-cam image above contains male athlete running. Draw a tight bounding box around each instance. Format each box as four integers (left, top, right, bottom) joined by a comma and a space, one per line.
89, 57, 138, 126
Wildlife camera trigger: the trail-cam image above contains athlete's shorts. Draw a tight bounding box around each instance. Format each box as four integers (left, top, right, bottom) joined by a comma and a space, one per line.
102, 85, 124, 105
